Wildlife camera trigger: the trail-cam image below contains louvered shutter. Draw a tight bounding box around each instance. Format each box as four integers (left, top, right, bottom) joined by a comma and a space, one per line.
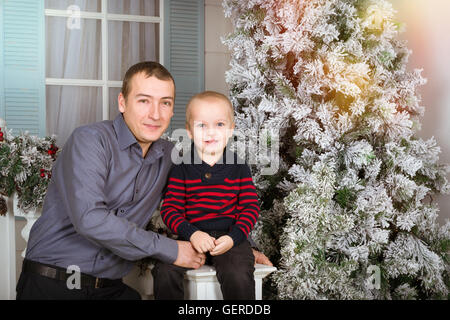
164, 0, 204, 132
0, 0, 46, 136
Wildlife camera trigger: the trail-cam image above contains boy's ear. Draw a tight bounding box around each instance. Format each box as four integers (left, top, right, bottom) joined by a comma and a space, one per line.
186, 123, 193, 140
227, 122, 235, 139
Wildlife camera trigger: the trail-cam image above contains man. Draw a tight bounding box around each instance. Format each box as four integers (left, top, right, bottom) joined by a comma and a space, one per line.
16, 61, 270, 300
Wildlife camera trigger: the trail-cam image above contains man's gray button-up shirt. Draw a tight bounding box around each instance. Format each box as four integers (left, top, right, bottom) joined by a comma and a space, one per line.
25, 114, 178, 279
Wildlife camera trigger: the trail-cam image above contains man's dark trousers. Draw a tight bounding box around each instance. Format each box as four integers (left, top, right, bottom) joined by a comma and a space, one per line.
16, 265, 141, 300
152, 232, 255, 300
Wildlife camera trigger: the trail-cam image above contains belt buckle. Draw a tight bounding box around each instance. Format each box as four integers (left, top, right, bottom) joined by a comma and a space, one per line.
95, 278, 101, 289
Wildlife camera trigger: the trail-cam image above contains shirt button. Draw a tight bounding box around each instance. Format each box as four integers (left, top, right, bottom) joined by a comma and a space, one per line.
205, 173, 211, 179
135, 189, 139, 194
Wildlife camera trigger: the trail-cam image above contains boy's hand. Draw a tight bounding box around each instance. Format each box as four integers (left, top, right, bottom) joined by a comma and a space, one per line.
190, 231, 216, 253
209, 235, 233, 256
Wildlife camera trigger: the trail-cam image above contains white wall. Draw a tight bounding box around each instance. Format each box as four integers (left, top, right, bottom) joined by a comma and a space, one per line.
393, 0, 450, 224
204, 0, 233, 95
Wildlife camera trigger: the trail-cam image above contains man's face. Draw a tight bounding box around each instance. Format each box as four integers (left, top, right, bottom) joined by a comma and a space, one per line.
118, 73, 175, 154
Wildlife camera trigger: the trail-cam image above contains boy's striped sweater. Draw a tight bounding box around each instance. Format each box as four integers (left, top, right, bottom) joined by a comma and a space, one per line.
160, 145, 260, 246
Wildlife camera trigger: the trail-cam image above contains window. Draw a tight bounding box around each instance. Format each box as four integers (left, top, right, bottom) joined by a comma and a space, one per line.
44, 0, 163, 145
0, 0, 204, 141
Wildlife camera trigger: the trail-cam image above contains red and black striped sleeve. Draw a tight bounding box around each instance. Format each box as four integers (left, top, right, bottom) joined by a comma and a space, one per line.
228, 164, 260, 246
160, 165, 199, 240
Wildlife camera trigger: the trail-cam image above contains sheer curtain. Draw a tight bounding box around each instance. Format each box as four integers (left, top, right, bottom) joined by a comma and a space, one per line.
45, 0, 158, 146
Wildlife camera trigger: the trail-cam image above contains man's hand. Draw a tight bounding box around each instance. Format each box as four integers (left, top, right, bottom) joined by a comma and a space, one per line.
252, 249, 273, 266
190, 231, 216, 253
173, 240, 206, 269
209, 235, 234, 256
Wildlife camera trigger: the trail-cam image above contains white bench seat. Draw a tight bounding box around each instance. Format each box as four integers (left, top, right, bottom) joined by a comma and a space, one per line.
184, 264, 276, 300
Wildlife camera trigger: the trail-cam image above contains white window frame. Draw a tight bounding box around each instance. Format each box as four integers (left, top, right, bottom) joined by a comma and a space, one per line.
44, 0, 164, 120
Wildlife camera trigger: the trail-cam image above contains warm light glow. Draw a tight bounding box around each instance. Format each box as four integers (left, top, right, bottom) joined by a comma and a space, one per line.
365, 2, 395, 30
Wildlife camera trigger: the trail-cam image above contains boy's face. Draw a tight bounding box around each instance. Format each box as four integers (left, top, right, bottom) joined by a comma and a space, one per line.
186, 98, 235, 157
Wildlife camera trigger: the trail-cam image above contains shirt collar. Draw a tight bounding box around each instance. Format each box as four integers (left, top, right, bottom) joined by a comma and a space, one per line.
113, 113, 137, 150
147, 139, 165, 161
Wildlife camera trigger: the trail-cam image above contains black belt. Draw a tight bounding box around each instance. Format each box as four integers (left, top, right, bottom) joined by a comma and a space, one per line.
22, 259, 123, 289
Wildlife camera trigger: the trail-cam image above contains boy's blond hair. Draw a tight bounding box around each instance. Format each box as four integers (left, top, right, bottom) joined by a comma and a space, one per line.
185, 91, 235, 128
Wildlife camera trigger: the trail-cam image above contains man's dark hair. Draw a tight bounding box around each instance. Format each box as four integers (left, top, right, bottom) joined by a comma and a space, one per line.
121, 61, 175, 100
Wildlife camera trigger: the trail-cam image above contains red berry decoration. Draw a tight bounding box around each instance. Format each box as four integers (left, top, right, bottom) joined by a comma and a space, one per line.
47, 143, 59, 157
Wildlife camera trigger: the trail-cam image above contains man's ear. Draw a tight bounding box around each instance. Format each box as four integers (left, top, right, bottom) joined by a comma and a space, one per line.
118, 92, 126, 113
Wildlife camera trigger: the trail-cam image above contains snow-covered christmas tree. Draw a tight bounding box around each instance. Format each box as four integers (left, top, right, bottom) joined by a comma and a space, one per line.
223, 0, 450, 299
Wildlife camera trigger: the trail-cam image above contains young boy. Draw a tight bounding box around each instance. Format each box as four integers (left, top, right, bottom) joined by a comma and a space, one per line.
152, 91, 260, 300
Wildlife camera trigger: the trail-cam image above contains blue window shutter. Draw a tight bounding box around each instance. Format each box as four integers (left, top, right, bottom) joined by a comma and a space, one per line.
164, 0, 205, 132
0, 0, 46, 137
